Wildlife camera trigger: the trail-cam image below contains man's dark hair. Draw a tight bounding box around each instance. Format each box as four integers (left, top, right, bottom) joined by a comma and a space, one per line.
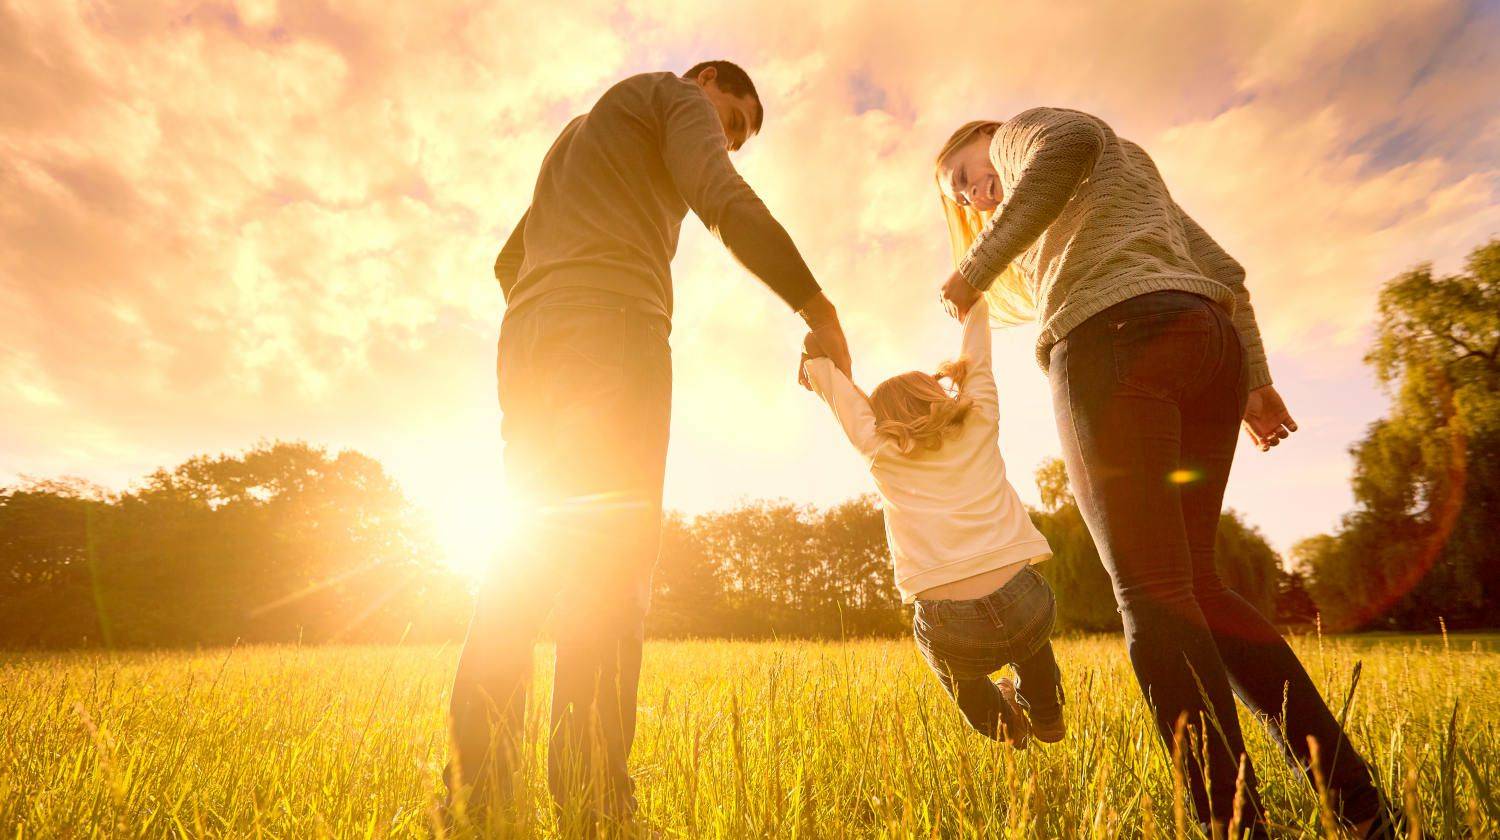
683, 60, 763, 132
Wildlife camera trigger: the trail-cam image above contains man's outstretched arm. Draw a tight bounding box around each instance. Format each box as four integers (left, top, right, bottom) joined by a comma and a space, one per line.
494, 208, 529, 302
658, 89, 851, 374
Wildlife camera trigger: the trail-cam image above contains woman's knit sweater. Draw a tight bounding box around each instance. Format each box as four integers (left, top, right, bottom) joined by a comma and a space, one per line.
958, 107, 1272, 390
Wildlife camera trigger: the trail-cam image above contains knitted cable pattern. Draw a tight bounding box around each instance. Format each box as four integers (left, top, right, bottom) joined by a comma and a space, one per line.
957, 107, 1272, 389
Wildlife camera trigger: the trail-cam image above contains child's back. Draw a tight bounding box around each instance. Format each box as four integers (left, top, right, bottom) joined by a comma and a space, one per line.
802, 299, 1050, 604
802, 298, 1065, 746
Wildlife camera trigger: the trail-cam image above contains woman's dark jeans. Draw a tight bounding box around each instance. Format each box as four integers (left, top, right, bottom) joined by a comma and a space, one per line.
1049, 291, 1381, 829
913, 566, 1064, 738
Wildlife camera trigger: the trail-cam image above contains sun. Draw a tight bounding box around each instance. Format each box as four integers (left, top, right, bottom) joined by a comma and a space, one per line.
424, 477, 524, 585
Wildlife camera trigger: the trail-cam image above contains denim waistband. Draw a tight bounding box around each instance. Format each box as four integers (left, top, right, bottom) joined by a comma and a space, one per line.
915, 565, 1042, 623
1091, 289, 1219, 325
505, 286, 671, 333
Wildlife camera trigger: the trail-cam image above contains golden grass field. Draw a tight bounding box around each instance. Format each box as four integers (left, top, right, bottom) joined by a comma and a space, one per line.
3, 634, 1497, 838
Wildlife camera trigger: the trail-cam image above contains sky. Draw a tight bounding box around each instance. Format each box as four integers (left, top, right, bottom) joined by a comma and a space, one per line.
3, 0, 1499, 570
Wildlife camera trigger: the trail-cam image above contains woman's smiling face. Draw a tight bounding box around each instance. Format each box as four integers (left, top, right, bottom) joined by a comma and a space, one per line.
939, 134, 1001, 212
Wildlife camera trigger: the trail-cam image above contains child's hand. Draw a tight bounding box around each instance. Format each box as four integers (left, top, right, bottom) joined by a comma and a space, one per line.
797, 332, 825, 391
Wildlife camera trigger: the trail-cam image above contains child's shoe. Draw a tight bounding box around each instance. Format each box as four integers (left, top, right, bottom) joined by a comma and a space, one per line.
995, 678, 1031, 749
1030, 709, 1066, 743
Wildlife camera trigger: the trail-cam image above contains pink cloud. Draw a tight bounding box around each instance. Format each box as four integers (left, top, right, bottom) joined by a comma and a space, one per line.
2, 0, 1496, 556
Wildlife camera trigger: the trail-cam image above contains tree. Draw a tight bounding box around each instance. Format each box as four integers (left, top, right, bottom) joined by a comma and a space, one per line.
647, 512, 725, 636
1029, 464, 1120, 631
1302, 240, 1500, 629
1275, 568, 1320, 626
1213, 509, 1280, 617
0, 442, 467, 648
1035, 457, 1073, 512
4, 444, 1297, 647
0, 480, 113, 646
655, 497, 905, 638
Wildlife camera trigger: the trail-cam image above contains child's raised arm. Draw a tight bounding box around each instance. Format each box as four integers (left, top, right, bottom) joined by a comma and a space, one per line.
960, 298, 1000, 420
801, 335, 885, 463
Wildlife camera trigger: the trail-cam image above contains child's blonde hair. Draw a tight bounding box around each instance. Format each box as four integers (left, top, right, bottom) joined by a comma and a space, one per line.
870, 358, 974, 455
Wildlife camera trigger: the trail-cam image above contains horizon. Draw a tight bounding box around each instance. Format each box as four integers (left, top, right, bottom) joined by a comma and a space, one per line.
5, 1, 1499, 569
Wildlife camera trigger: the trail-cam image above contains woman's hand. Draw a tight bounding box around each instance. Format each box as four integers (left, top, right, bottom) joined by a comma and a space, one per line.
1243, 385, 1298, 451
940, 270, 982, 320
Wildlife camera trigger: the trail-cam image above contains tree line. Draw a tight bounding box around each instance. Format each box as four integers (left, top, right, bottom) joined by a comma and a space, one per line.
0, 445, 471, 648
2, 440, 1291, 648
6, 241, 1492, 647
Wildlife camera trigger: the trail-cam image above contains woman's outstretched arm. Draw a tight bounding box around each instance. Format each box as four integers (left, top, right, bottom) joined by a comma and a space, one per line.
958, 108, 1106, 291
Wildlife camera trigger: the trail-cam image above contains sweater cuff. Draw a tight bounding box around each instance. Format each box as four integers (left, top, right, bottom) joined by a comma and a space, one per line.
1246, 360, 1273, 392
958, 255, 998, 292
782, 279, 823, 313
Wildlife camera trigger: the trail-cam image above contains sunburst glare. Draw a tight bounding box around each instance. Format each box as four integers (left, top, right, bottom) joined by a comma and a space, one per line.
424, 473, 524, 585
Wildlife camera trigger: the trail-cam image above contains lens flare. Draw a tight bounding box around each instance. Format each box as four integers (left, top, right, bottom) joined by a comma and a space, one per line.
1167, 469, 1201, 485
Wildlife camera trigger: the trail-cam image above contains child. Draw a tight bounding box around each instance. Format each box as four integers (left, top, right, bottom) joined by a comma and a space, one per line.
801, 298, 1063, 747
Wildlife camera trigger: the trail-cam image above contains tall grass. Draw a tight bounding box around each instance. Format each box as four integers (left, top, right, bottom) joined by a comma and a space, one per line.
2, 635, 1495, 837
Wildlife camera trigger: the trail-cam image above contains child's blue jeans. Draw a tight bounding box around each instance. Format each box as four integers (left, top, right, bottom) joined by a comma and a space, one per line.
913, 565, 1063, 737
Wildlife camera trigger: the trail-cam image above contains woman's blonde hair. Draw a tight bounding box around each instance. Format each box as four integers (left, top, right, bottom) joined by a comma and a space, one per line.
935, 121, 1037, 326
870, 358, 974, 455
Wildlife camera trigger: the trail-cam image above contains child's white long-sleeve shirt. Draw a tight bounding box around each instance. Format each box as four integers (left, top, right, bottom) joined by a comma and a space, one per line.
803, 300, 1051, 603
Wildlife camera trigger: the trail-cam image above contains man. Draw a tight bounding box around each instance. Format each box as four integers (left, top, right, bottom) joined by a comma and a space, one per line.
447, 60, 852, 828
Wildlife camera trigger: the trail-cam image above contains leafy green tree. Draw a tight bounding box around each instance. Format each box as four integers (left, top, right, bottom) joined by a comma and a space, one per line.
1303, 240, 1500, 629
4, 443, 1294, 646
810, 496, 904, 635
1028, 465, 1121, 631
1, 442, 467, 648
670, 497, 904, 637
0, 480, 112, 646
647, 512, 726, 636
1274, 567, 1321, 626
1213, 510, 1280, 617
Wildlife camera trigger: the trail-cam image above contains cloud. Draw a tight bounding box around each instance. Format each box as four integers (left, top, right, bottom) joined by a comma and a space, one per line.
2, 0, 1496, 554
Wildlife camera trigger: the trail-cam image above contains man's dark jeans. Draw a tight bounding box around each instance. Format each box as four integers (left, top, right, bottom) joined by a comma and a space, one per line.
447, 287, 671, 824
1049, 290, 1382, 831
913, 566, 1064, 738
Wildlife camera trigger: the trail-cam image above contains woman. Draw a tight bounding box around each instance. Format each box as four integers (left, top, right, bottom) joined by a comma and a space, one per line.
931, 111, 1402, 838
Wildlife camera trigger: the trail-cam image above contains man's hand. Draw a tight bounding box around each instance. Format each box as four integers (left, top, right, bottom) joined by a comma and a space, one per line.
940, 270, 982, 320
1243, 385, 1297, 452
797, 292, 852, 380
